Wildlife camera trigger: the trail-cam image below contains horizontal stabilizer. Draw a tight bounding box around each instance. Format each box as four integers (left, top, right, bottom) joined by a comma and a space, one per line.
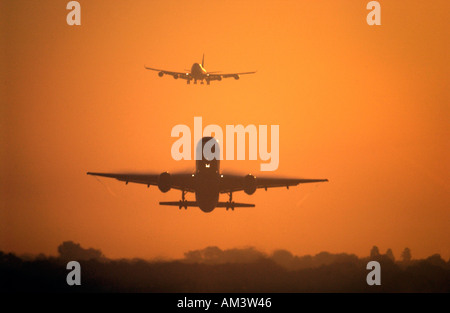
159, 201, 198, 207
216, 202, 255, 208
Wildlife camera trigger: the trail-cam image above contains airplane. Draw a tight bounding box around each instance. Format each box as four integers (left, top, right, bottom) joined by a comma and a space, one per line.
87, 137, 328, 213
144, 54, 256, 85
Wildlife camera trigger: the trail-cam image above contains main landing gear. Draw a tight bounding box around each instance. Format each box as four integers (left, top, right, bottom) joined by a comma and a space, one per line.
177, 190, 188, 210
186, 79, 210, 85
225, 192, 235, 211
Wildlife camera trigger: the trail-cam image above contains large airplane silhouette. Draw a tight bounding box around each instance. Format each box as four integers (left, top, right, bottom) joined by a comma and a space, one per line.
87, 137, 328, 213
145, 54, 256, 85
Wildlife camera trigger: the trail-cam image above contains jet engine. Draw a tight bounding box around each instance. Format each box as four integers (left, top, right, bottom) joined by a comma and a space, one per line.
158, 72, 164, 77
158, 172, 171, 192
173, 74, 179, 79
243, 174, 256, 195
233, 74, 240, 80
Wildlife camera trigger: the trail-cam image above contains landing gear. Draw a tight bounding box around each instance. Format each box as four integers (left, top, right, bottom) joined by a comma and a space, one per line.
178, 190, 188, 210
194, 79, 197, 84
206, 79, 210, 85
187, 80, 191, 85
225, 192, 235, 211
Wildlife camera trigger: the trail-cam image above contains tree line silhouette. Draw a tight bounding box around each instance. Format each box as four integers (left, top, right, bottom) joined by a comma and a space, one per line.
1, 241, 449, 292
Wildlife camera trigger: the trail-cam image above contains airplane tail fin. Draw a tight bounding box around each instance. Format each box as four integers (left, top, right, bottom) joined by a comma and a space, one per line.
202, 53, 204, 67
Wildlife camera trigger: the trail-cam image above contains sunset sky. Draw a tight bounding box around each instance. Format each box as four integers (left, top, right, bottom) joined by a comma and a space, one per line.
1, 0, 449, 261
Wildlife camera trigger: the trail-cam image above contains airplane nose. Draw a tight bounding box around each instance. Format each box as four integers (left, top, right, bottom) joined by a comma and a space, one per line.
201, 206, 214, 213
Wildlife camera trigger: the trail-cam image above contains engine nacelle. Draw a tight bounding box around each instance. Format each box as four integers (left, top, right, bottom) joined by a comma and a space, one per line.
158, 71, 164, 77
173, 74, 179, 79
233, 74, 240, 80
158, 172, 171, 193
217, 76, 222, 81
243, 174, 256, 195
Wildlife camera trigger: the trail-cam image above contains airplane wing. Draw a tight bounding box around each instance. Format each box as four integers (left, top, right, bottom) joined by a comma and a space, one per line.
144, 66, 190, 80
207, 71, 256, 80
87, 172, 196, 192
219, 174, 328, 193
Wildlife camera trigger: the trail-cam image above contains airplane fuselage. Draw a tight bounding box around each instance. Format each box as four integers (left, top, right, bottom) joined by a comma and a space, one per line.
190, 63, 208, 80
194, 137, 220, 212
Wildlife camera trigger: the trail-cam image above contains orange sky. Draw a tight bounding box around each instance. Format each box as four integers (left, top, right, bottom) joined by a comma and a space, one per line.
1, 0, 449, 261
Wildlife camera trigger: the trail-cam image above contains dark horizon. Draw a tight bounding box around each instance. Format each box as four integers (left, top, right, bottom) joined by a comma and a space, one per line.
1, 241, 449, 292
8, 240, 448, 265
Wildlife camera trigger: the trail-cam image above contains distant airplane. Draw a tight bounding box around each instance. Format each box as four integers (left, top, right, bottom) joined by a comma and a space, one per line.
144, 54, 256, 85
87, 137, 328, 213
